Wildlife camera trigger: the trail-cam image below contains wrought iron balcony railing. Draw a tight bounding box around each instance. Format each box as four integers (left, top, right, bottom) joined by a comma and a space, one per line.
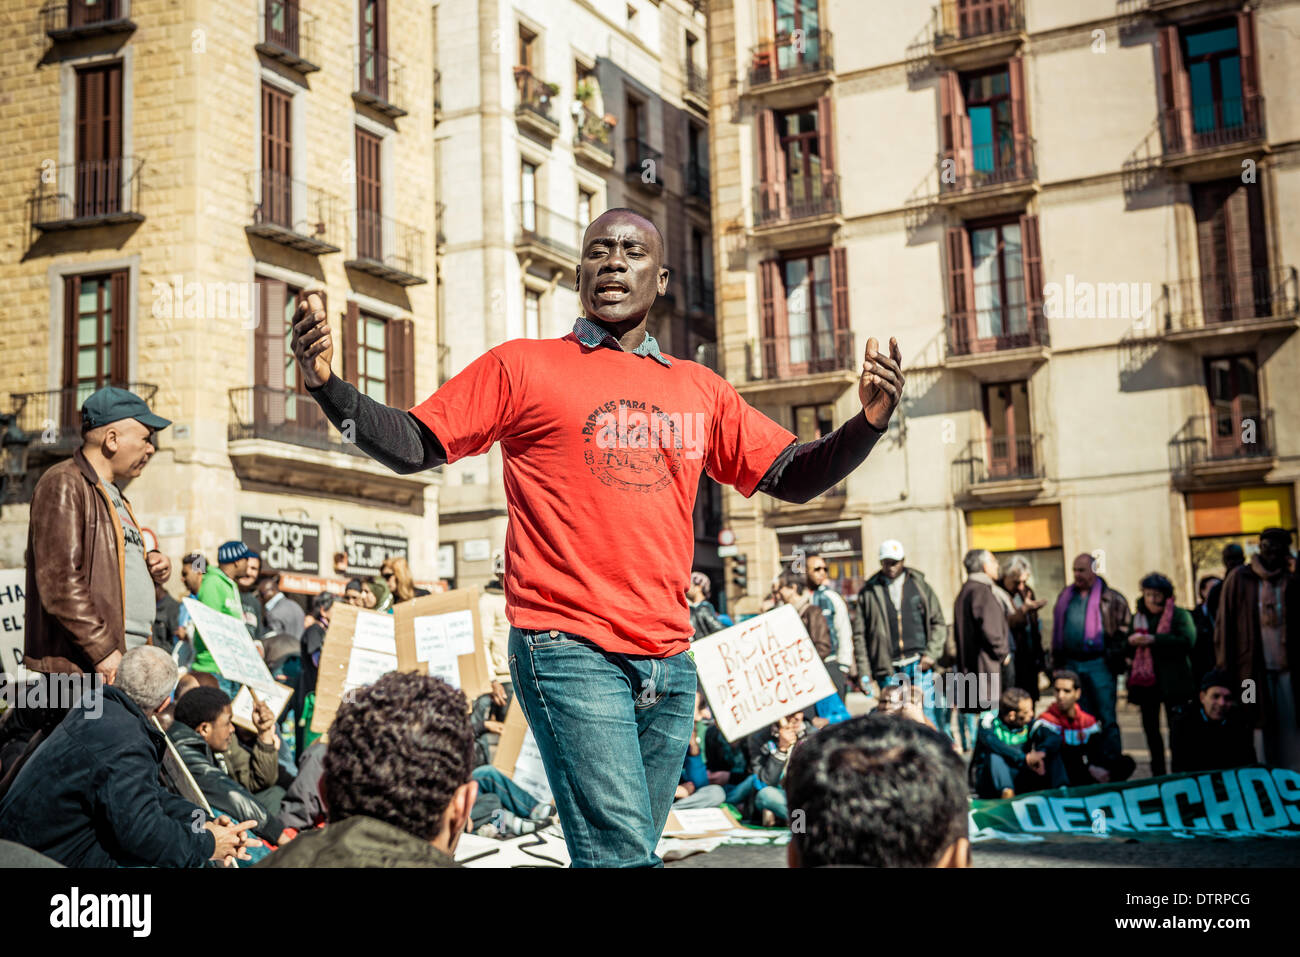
354, 46, 406, 117
686, 161, 710, 202
42, 0, 134, 39
1159, 94, 1265, 157
686, 274, 714, 314
229, 386, 365, 458
946, 301, 1049, 357
347, 210, 427, 284
939, 137, 1036, 195
685, 61, 709, 101
29, 157, 145, 230
932, 0, 1024, 47
1162, 265, 1298, 332
514, 202, 581, 263
1169, 409, 1275, 476
574, 106, 615, 156
952, 433, 1043, 495
748, 28, 834, 87
247, 171, 342, 254
515, 68, 558, 126
753, 173, 840, 227
258, 0, 319, 72
748, 330, 855, 381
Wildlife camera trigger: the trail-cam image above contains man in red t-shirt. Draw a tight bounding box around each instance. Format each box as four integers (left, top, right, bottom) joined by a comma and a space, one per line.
291, 208, 904, 867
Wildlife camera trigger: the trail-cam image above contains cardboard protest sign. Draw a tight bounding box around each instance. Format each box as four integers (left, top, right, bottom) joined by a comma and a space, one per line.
492, 698, 554, 804
0, 568, 30, 682
394, 588, 492, 703
152, 715, 211, 815
663, 806, 746, 839
181, 597, 278, 694
310, 604, 404, 735
692, 604, 837, 742
231, 680, 294, 734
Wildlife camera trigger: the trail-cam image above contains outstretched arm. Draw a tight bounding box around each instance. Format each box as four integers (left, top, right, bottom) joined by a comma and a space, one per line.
757, 337, 904, 503
293, 294, 446, 474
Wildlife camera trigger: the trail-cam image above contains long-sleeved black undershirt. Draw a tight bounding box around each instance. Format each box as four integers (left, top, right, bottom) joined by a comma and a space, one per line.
307, 374, 887, 500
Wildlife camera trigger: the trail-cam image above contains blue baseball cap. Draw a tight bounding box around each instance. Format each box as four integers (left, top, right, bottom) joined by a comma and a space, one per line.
81, 386, 171, 433
218, 541, 255, 564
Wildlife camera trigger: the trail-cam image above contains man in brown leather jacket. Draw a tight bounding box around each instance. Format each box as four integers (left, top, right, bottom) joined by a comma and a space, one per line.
24, 387, 172, 682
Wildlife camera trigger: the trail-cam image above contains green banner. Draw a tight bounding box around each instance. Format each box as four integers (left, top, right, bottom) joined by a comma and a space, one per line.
969, 767, 1300, 842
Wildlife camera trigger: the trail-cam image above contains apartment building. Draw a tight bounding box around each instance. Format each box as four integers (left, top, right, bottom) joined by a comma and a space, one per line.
0, 0, 440, 596
708, 0, 1299, 631
432, 0, 721, 591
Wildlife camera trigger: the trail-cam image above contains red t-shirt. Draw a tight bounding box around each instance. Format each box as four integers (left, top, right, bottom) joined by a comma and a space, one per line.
410, 333, 796, 657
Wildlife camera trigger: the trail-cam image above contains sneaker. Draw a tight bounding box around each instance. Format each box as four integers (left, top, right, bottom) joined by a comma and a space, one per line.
491, 808, 540, 837
528, 802, 556, 823
473, 823, 500, 839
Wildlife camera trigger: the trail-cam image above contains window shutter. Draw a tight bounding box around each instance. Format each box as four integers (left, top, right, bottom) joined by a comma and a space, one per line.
386, 317, 415, 409
254, 279, 288, 425
759, 258, 787, 378
1237, 10, 1259, 128
109, 270, 129, 384
262, 83, 293, 226
816, 95, 836, 179
75, 68, 101, 163
1156, 26, 1189, 151
945, 227, 974, 352
939, 70, 968, 184
1193, 183, 1230, 322
63, 276, 79, 390
830, 247, 849, 334
1019, 214, 1043, 341
757, 108, 781, 218
343, 301, 360, 385
105, 63, 122, 162
1008, 56, 1028, 174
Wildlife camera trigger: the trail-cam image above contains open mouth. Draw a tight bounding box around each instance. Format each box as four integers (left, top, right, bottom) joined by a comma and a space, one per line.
594, 280, 629, 300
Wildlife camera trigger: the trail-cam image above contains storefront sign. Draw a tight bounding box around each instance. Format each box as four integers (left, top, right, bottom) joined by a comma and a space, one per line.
241, 516, 321, 574
343, 529, 409, 577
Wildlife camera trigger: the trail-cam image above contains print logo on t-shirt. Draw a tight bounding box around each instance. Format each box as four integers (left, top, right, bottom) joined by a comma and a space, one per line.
581, 399, 689, 493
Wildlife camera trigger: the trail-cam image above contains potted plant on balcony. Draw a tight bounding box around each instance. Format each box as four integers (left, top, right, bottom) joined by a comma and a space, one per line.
575, 77, 597, 103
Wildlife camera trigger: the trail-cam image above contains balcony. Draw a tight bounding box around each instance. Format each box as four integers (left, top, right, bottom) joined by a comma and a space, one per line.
228, 386, 439, 508
928, 0, 1026, 70
765, 480, 848, 518
945, 304, 1050, 380
936, 138, 1037, 215
685, 161, 710, 211
1169, 410, 1276, 489
573, 106, 615, 170
686, 274, 714, 317
29, 157, 145, 232
514, 202, 581, 279
42, 0, 135, 41
625, 138, 665, 196
738, 330, 858, 404
353, 47, 407, 119
747, 29, 834, 98
1159, 95, 1266, 178
515, 68, 560, 140
256, 0, 320, 74
345, 211, 427, 285
1161, 265, 1299, 354
245, 171, 342, 255
11, 383, 157, 463
952, 434, 1046, 503
752, 174, 842, 243
684, 61, 709, 111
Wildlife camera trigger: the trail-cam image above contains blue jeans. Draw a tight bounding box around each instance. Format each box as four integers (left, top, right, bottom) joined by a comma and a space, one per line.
886, 660, 950, 740
1066, 657, 1121, 760
472, 765, 543, 818
507, 626, 697, 868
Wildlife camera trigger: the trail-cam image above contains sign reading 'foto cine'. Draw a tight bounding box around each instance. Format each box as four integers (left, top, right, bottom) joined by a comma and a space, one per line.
692, 604, 836, 742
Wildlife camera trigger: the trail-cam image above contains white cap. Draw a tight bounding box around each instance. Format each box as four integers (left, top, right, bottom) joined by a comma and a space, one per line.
879, 540, 905, 562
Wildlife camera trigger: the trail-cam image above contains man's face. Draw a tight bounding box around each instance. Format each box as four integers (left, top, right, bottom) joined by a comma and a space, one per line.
202, 706, 236, 752
1003, 569, 1022, 590
256, 579, 276, 604
1201, 685, 1232, 721
576, 210, 669, 325
983, 555, 1001, 580
182, 562, 203, 596
778, 584, 797, 605
1053, 680, 1081, 713
238, 556, 260, 588
1259, 537, 1290, 572
1005, 696, 1034, 729
104, 418, 157, 480
806, 557, 828, 588
881, 558, 905, 580
1072, 555, 1096, 590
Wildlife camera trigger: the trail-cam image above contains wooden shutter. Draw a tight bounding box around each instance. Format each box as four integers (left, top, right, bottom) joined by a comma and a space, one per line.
1157, 26, 1190, 151
939, 70, 968, 184
75, 63, 123, 216
62, 276, 79, 391
1020, 214, 1043, 341
759, 258, 787, 378
109, 271, 129, 384
830, 247, 849, 334
254, 279, 288, 426
1008, 56, 1028, 174
355, 128, 382, 260
343, 301, 360, 385
262, 83, 293, 227
386, 317, 415, 409
946, 227, 974, 352
1193, 182, 1231, 322
1238, 9, 1259, 129
816, 95, 836, 178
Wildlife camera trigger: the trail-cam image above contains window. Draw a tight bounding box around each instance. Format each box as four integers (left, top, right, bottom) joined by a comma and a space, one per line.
970, 220, 1027, 340
1192, 179, 1269, 323
75, 62, 123, 217
357, 312, 387, 403
355, 128, 382, 259
793, 404, 832, 443
963, 68, 1012, 175
783, 252, 832, 366
759, 248, 848, 378
626, 96, 644, 145
981, 381, 1031, 478
685, 33, 697, 69
774, 0, 821, 71
261, 83, 293, 229
521, 160, 537, 231
1206, 355, 1261, 458
1158, 13, 1259, 153
946, 215, 1042, 354
359, 0, 388, 100
1184, 22, 1243, 133
524, 288, 541, 338
518, 25, 536, 71
578, 188, 593, 226
756, 97, 835, 221
253, 278, 321, 428
63, 272, 128, 406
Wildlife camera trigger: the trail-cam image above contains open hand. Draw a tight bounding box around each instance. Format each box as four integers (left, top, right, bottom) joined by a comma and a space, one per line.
291, 293, 333, 389
858, 337, 904, 431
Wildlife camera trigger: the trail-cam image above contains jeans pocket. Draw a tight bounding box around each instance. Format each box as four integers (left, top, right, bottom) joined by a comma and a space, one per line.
524, 628, 581, 651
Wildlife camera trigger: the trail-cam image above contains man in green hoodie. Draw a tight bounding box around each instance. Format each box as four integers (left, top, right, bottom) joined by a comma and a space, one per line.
189, 541, 254, 690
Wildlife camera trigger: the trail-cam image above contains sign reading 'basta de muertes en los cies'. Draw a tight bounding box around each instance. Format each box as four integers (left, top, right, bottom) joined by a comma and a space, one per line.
241, 516, 320, 574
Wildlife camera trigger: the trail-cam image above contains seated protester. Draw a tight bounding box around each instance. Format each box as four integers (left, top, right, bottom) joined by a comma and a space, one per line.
0, 647, 254, 867
674, 694, 726, 810
470, 681, 513, 768
969, 688, 1048, 799
734, 710, 811, 826
1171, 669, 1257, 773
168, 687, 289, 844
279, 739, 328, 833
777, 571, 848, 700
469, 766, 556, 838
257, 672, 476, 868
1031, 670, 1137, 787
786, 712, 970, 868
704, 721, 750, 790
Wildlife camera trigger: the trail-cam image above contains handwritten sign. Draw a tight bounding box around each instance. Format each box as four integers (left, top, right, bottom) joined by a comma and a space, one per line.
394, 590, 492, 702
0, 568, 30, 681
181, 597, 278, 694
312, 605, 404, 735
692, 604, 836, 742
230, 681, 295, 734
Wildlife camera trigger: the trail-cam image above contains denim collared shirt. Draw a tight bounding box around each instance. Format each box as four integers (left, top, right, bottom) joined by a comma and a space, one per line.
572, 315, 672, 368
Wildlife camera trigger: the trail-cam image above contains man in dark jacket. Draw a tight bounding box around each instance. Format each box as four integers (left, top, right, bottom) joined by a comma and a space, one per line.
969, 688, 1047, 798
1206, 543, 1245, 621
0, 646, 253, 867
167, 686, 288, 843
1031, 670, 1136, 787
857, 539, 948, 732
1171, 670, 1257, 773
953, 549, 1010, 747
258, 671, 475, 867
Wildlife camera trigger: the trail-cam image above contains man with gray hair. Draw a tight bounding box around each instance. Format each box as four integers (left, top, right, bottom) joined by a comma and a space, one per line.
0, 647, 255, 867
952, 549, 1011, 749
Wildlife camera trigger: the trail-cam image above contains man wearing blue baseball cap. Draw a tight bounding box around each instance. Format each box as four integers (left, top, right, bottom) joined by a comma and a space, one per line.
23, 386, 172, 683
190, 540, 255, 690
